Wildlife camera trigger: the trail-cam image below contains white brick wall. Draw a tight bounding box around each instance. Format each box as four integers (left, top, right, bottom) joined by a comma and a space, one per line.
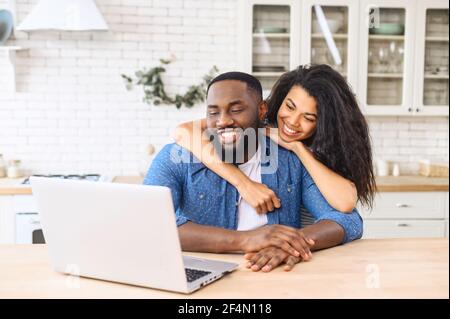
0, 0, 448, 177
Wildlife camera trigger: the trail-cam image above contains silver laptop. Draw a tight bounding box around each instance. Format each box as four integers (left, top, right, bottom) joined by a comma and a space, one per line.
30, 176, 238, 294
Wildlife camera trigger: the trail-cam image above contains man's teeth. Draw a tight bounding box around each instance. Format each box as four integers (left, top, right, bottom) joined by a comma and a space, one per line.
219, 130, 238, 143
221, 132, 237, 137
284, 124, 300, 135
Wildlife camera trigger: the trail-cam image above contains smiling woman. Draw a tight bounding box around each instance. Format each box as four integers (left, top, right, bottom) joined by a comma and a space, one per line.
265, 65, 376, 210
276, 87, 318, 142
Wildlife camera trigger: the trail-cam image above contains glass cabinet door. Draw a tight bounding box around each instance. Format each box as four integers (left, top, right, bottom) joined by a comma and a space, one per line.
300, 0, 359, 94
310, 6, 348, 77
422, 8, 449, 108
251, 4, 291, 95
359, 0, 415, 115
366, 8, 406, 107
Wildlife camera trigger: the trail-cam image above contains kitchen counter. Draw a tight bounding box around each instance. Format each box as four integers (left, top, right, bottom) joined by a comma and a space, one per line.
0, 175, 448, 196
113, 175, 450, 192
375, 175, 449, 192
0, 178, 32, 195
0, 238, 448, 298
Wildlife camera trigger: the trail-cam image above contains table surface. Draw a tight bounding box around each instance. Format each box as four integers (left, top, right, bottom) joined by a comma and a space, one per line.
1, 238, 448, 299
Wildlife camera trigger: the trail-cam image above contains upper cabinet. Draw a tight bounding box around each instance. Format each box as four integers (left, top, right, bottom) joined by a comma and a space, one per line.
300, 0, 360, 93
239, 0, 301, 97
413, 0, 449, 116
239, 0, 448, 116
358, 0, 416, 115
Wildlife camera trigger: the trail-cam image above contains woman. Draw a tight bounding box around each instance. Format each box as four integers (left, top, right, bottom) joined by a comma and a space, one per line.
172, 64, 376, 215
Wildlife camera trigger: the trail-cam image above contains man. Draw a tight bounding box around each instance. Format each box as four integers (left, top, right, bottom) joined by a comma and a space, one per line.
144, 72, 363, 272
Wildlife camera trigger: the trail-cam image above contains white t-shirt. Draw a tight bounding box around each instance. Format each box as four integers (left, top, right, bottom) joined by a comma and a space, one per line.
236, 147, 268, 231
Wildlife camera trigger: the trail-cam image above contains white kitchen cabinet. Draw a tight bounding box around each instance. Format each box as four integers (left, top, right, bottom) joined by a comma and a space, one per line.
359, 191, 449, 239
445, 192, 449, 238
363, 220, 446, 239
360, 192, 447, 220
0, 196, 15, 244
239, 0, 301, 97
239, 0, 447, 116
300, 0, 360, 92
357, 0, 416, 115
413, 0, 449, 116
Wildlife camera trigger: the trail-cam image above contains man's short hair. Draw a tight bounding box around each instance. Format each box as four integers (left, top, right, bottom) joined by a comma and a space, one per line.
207, 71, 263, 100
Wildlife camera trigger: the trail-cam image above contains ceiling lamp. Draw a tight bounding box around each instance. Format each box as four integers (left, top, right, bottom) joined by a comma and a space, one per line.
17, 0, 108, 31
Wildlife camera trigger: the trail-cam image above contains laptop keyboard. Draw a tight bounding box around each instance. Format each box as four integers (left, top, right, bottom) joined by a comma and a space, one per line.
185, 268, 212, 282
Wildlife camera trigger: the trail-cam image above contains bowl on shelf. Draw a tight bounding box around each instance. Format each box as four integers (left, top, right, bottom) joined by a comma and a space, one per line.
312, 19, 343, 34
369, 23, 405, 35
0, 9, 14, 46
254, 27, 288, 34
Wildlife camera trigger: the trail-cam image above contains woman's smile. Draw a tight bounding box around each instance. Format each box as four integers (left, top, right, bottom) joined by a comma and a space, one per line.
281, 121, 302, 138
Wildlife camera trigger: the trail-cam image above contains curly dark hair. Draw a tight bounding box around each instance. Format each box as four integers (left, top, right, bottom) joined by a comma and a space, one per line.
265, 64, 377, 208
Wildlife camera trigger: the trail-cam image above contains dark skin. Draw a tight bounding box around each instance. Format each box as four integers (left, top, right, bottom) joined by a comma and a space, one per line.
179, 80, 346, 271
205, 79, 262, 163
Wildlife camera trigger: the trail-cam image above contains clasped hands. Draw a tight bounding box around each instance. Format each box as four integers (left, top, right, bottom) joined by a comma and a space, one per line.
241, 224, 315, 273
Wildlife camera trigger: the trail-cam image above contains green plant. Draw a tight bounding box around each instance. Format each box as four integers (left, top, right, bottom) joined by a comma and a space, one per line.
122, 58, 218, 109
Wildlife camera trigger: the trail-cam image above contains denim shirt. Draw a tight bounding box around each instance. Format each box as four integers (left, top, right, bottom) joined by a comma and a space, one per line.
143, 137, 363, 244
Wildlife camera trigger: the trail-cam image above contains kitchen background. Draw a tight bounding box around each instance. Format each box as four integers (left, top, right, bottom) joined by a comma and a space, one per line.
0, 0, 448, 177
0, 0, 448, 244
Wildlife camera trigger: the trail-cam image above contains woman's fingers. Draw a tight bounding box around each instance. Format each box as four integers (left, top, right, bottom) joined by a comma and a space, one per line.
272, 196, 281, 209
265, 197, 275, 212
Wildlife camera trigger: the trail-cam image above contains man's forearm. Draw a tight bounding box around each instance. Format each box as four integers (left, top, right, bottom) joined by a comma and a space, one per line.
300, 220, 345, 251
178, 222, 245, 253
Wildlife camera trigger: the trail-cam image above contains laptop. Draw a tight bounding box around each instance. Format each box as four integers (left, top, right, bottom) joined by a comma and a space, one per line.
30, 176, 238, 294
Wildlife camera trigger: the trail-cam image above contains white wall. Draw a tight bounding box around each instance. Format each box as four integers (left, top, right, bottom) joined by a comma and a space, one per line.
0, 0, 448, 176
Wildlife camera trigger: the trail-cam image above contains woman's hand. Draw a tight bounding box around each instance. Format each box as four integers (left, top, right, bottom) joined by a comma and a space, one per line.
236, 179, 281, 214
264, 127, 300, 151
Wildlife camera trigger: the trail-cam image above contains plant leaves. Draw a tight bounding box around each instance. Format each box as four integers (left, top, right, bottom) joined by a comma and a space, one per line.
122, 58, 218, 109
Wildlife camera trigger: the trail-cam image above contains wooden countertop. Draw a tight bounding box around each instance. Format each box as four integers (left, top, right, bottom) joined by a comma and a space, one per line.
375, 176, 449, 192
0, 175, 448, 196
0, 239, 448, 298
0, 178, 32, 195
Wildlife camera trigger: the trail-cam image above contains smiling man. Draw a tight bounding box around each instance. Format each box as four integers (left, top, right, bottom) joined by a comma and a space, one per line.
144, 72, 363, 272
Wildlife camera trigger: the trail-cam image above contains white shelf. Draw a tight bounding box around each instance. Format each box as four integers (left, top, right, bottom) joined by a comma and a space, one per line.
0, 46, 25, 51
425, 36, 449, 42
368, 73, 403, 78
252, 71, 285, 77
424, 74, 449, 80
369, 34, 405, 41
252, 33, 290, 39
311, 33, 348, 39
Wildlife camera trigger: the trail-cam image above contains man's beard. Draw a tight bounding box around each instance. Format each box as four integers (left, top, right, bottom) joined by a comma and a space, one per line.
207, 127, 259, 164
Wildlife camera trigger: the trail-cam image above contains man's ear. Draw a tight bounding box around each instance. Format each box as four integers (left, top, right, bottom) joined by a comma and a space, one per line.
258, 100, 268, 121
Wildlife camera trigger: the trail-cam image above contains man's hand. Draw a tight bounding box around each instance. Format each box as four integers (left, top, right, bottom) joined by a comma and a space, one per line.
236, 179, 281, 214
244, 247, 305, 272
240, 225, 315, 259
